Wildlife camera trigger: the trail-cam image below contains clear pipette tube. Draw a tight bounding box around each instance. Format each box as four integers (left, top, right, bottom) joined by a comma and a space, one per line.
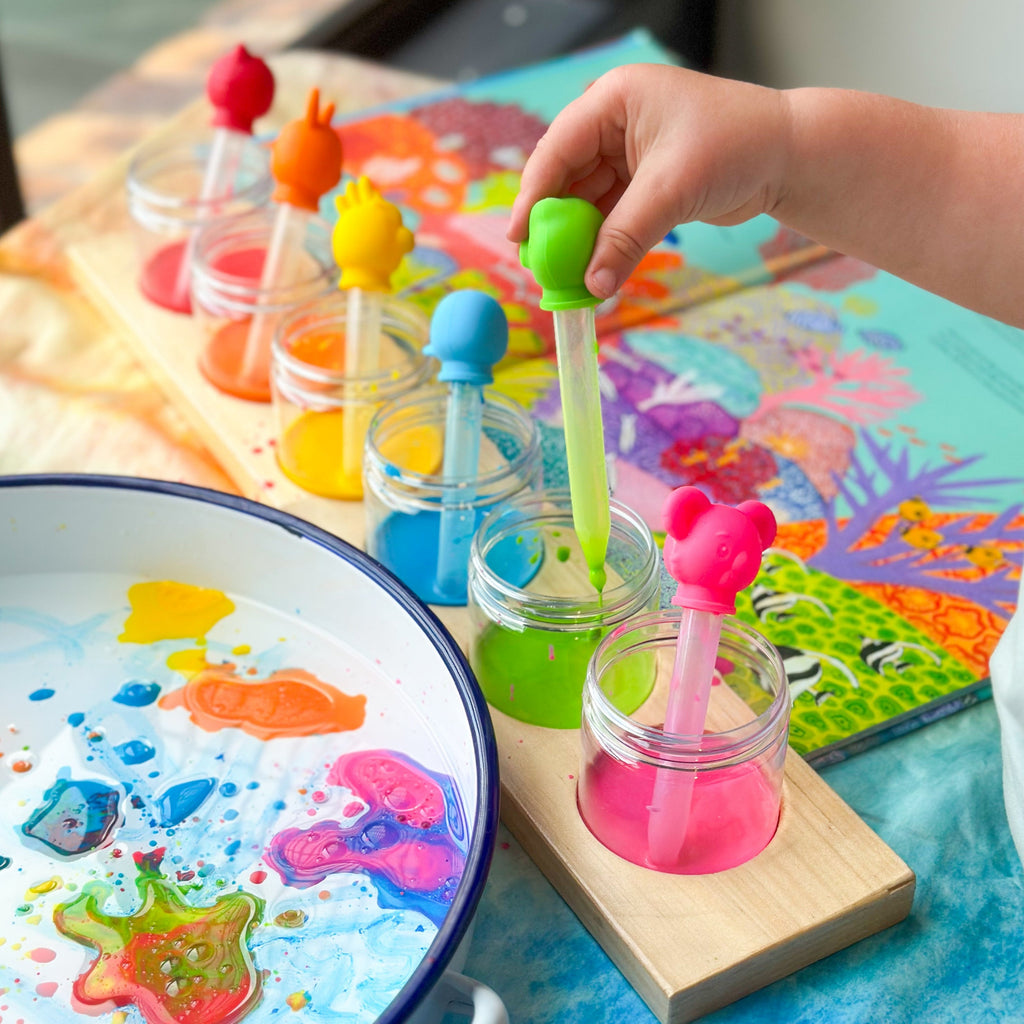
341, 286, 383, 482
436, 380, 484, 597
171, 127, 244, 309
239, 202, 305, 385
553, 305, 609, 592
646, 607, 723, 867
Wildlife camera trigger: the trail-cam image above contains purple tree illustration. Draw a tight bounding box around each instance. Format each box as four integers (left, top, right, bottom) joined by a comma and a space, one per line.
808, 431, 1024, 614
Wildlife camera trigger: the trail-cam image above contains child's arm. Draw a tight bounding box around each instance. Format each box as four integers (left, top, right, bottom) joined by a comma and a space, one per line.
508, 63, 1024, 327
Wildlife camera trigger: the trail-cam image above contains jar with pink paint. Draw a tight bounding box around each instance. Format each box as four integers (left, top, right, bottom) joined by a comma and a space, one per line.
578, 611, 791, 874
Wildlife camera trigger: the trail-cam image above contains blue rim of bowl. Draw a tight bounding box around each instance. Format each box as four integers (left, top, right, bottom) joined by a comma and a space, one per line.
0, 472, 500, 1024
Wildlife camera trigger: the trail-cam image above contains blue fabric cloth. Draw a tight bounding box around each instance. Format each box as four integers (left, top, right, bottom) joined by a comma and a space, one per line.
464, 701, 1024, 1023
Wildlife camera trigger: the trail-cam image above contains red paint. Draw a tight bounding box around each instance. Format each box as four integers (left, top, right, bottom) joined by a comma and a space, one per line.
139, 241, 191, 313
249, 870, 267, 884
578, 749, 782, 874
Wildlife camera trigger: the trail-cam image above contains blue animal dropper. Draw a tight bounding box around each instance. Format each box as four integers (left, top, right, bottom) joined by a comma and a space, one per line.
424, 290, 509, 601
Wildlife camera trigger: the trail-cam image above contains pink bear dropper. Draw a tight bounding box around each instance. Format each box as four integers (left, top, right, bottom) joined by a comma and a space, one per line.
647, 486, 777, 869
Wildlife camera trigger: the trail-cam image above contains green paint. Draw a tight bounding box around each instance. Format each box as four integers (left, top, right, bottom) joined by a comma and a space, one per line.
472, 620, 655, 728
556, 546, 571, 562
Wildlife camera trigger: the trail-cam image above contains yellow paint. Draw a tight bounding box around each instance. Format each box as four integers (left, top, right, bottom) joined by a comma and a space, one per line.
112, 1013, 128, 1024
119, 581, 234, 644
166, 648, 215, 677
26, 877, 61, 897
278, 410, 366, 499
232, 644, 252, 655
25, 915, 41, 926
379, 422, 443, 476
286, 990, 310, 1011
842, 295, 877, 315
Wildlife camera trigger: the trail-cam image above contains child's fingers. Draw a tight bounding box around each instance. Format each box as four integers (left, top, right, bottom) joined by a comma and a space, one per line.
585, 162, 684, 298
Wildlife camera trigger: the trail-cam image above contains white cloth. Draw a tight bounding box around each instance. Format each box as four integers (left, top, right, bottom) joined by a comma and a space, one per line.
989, 572, 1024, 865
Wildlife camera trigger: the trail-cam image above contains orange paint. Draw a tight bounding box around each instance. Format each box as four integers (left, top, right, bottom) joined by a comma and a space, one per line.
119, 581, 235, 644
159, 666, 366, 739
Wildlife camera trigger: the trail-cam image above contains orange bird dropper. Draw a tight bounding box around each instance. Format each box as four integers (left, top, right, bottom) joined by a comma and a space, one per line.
231, 88, 343, 398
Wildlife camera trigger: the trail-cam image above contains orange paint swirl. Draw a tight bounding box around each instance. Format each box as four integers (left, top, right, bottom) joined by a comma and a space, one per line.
158, 666, 366, 739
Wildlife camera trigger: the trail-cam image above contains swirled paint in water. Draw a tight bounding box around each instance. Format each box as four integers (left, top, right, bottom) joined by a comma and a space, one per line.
119, 580, 235, 644
22, 775, 123, 857
159, 665, 366, 739
265, 750, 466, 925
54, 848, 264, 1024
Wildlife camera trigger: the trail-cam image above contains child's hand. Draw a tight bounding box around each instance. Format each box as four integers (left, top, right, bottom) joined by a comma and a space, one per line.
508, 63, 788, 299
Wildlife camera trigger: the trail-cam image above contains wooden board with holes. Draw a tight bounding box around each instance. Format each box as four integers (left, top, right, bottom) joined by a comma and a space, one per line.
69, 226, 914, 1024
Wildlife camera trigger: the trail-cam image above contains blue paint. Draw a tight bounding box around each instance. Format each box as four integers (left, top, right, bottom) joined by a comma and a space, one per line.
28, 687, 55, 701
112, 680, 160, 706
223, 808, 239, 821
113, 739, 156, 765
219, 782, 239, 797
225, 840, 241, 856
246, 781, 260, 790
156, 777, 217, 827
67, 712, 84, 727
374, 509, 538, 605
0, 854, 10, 871
272, 800, 287, 811
22, 777, 122, 856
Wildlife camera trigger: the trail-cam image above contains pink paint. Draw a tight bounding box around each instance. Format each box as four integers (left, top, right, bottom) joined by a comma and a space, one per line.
28, 948, 56, 963
577, 745, 782, 874
34, 982, 58, 998
141, 242, 267, 314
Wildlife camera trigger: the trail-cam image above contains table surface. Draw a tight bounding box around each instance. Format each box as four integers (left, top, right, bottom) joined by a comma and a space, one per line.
2, 43, 1023, 1024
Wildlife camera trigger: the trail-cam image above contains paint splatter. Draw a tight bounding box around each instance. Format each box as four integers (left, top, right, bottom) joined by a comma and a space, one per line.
0, 853, 11, 870
556, 546, 571, 562
286, 990, 310, 1010
21, 776, 122, 857
112, 680, 161, 707
29, 687, 55, 701
119, 581, 235, 644
159, 666, 366, 739
54, 849, 264, 1024
113, 739, 156, 766
155, 778, 217, 828
265, 751, 465, 925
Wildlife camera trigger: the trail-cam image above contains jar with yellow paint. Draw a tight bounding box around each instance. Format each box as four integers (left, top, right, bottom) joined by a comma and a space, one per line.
271, 292, 434, 499
363, 387, 542, 605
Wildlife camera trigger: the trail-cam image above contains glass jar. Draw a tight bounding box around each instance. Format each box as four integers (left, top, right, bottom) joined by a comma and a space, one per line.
126, 131, 272, 314
272, 292, 434, 500
578, 611, 791, 874
191, 208, 336, 402
364, 387, 542, 606
466, 489, 660, 729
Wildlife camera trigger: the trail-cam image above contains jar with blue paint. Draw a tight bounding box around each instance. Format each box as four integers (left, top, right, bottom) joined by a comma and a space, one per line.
466, 489, 661, 728
363, 386, 542, 605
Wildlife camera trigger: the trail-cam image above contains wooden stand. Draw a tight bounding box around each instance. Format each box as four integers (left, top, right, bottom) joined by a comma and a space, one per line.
70, 232, 915, 1024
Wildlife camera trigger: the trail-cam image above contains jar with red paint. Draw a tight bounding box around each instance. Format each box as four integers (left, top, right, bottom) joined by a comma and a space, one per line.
578, 612, 791, 874
126, 132, 272, 315
191, 207, 336, 402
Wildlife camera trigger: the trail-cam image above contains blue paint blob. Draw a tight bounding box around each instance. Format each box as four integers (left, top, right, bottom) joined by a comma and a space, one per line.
373, 509, 537, 605
112, 680, 161, 707
219, 782, 239, 798
22, 777, 122, 856
272, 800, 287, 811
156, 777, 217, 827
246, 781, 260, 791
223, 809, 239, 821
67, 712, 85, 727
225, 840, 241, 856
0, 854, 10, 871
113, 739, 155, 765
28, 688, 55, 701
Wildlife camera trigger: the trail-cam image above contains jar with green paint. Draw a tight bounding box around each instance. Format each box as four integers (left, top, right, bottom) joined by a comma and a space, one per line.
467, 489, 660, 728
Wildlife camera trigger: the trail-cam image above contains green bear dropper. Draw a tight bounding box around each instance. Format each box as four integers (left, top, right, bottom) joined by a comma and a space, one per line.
520, 196, 609, 592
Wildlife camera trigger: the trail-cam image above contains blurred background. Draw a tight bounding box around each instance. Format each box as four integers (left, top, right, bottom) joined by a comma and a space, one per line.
2, 0, 1024, 223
